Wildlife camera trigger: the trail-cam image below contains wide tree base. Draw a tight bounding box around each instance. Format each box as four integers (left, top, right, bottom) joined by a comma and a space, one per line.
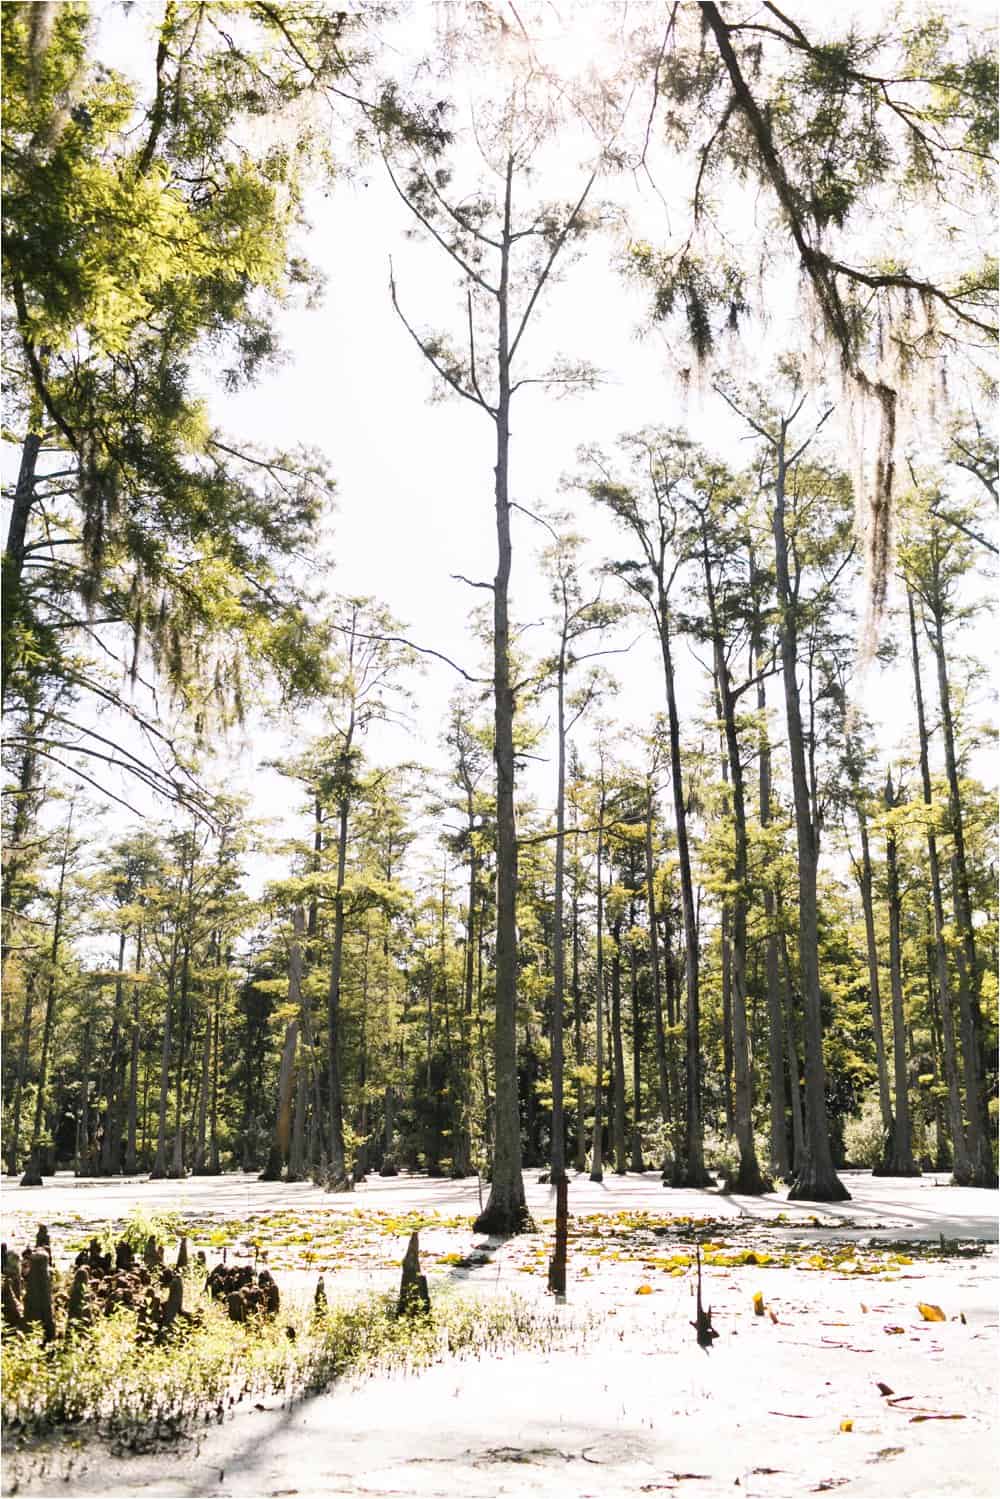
872, 1161, 921, 1177
670, 1166, 713, 1189
258, 1148, 284, 1181
378, 1163, 399, 1177
788, 1170, 851, 1202
473, 1200, 534, 1237
726, 1159, 774, 1195
19, 1168, 44, 1186
953, 1162, 1000, 1189
325, 1167, 353, 1193
967, 1137, 999, 1189
589, 1166, 603, 1183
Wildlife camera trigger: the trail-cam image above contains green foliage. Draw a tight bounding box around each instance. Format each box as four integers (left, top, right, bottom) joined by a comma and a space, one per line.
843, 1089, 889, 1168
2, 0, 349, 758
2, 1286, 569, 1440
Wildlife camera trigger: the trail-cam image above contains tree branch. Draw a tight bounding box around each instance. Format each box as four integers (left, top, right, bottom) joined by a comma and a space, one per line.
389, 262, 493, 414
508, 168, 598, 366
381, 150, 499, 298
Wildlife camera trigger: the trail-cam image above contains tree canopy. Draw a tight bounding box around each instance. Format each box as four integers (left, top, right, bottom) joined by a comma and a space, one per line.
2, 1, 996, 1213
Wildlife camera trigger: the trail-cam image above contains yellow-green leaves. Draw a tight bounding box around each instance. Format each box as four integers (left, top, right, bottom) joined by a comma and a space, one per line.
918, 1302, 947, 1322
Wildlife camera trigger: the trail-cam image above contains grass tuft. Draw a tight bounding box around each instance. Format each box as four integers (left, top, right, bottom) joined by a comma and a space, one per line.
3, 1281, 582, 1446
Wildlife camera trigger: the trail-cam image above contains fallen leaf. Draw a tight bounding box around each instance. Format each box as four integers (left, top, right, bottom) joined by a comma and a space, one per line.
883, 1325, 905, 1335
876, 1381, 894, 1397
840, 1419, 854, 1433
769, 1308, 779, 1324
753, 1291, 765, 1316
909, 1414, 966, 1423
917, 1302, 946, 1322
636, 1283, 654, 1295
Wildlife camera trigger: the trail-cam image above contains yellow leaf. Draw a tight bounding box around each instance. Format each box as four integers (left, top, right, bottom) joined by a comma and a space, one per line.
636, 1283, 654, 1295
918, 1302, 946, 1322
753, 1291, 765, 1316
840, 1419, 854, 1433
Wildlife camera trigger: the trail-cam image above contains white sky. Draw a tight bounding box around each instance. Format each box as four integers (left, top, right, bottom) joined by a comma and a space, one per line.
4, 0, 996, 921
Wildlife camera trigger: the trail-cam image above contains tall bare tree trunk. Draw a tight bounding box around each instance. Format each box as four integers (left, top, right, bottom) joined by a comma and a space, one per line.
856, 807, 894, 1139
208, 1004, 222, 1174
7, 971, 37, 1175
2, 711, 40, 979
192, 939, 217, 1175
124, 930, 144, 1174
150, 936, 177, 1180
289, 907, 311, 1181
657, 606, 708, 1186
21, 805, 73, 1186
785, 993, 805, 1171
262, 1019, 299, 1182
99, 929, 128, 1175
644, 782, 670, 1142
452, 804, 478, 1178
475, 161, 531, 1234
929, 608, 996, 1187
326, 786, 352, 1192
75, 1019, 93, 1175
875, 772, 918, 1176
629, 935, 644, 1171
755, 642, 789, 1179
772, 439, 848, 1202
168, 837, 195, 1180
720, 906, 735, 1134
590, 783, 607, 1182
549, 639, 569, 1182
702, 538, 768, 1193
907, 590, 969, 1179
170, 930, 191, 1179
571, 831, 587, 1173
609, 910, 627, 1174
2, 430, 41, 705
